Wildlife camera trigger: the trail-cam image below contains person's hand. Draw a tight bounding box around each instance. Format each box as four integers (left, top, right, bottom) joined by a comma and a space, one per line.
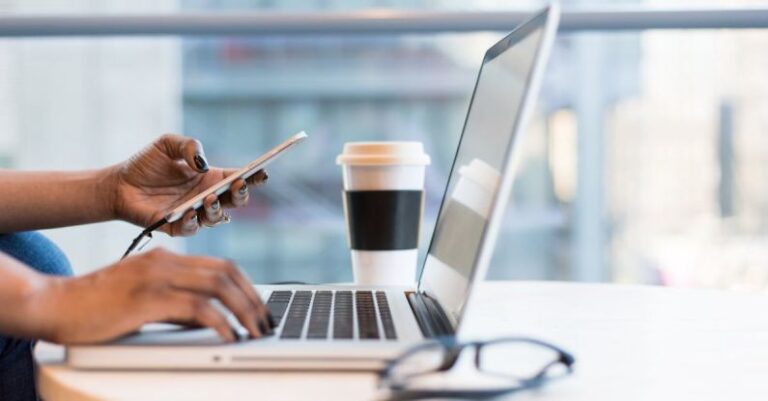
108, 134, 268, 236
29, 248, 274, 344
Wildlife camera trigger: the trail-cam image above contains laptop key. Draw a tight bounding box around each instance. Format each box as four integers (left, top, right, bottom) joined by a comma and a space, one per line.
280, 291, 312, 339
356, 291, 379, 340
376, 292, 397, 340
333, 291, 353, 339
307, 291, 332, 339
266, 291, 293, 325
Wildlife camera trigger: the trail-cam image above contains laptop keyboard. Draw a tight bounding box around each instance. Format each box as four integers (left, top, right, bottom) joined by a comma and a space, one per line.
355, 291, 379, 339
376, 292, 397, 340
333, 291, 353, 339
266, 290, 397, 341
279, 291, 311, 339
265, 290, 292, 323
307, 291, 332, 339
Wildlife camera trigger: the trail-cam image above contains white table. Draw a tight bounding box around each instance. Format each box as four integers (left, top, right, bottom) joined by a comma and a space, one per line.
36, 281, 768, 401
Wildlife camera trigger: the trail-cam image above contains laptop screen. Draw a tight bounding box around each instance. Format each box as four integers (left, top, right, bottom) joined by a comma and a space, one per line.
418, 9, 554, 326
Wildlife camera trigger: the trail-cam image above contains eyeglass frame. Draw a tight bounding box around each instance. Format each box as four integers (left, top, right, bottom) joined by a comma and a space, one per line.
378, 336, 575, 400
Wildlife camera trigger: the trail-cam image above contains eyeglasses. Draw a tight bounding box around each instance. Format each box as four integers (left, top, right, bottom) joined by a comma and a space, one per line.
378, 336, 575, 401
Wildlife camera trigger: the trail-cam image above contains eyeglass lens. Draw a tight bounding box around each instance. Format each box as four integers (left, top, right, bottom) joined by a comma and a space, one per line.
388, 342, 448, 381
477, 341, 565, 379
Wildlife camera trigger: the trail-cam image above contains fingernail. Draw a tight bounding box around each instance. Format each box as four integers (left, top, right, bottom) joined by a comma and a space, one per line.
194, 154, 209, 172
185, 214, 198, 228
239, 183, 248, 195
211, 200, 220, 210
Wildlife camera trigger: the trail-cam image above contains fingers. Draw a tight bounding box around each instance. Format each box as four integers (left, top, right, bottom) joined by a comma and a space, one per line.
169, 209, 199, 237
228, 179, 249, 208
156, 133, 209, 173
201, 257, 271, 330
166, 265, 263, 339
201, 179, 255, 209
210, 259, 274, 334
246, 169, 269, 186
162, 292, 236, 342
221, 168, 268, 185
166, 255, 273, 336
216, 259, 274, 332
172, 166, 269, 232
217, 170, 267, 208
128, 249, 275, 342
200, 194, 223, 226
196, 187, 241, 229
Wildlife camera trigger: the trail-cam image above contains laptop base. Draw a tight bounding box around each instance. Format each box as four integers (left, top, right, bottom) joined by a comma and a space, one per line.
67, 285, 425, 371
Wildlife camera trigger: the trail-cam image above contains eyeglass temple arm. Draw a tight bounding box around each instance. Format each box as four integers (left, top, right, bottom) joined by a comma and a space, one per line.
526, 349, 576, 384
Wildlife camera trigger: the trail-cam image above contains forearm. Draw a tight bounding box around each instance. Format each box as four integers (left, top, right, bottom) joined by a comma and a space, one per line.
0, 253, 61, 341
0, 167, 117, 232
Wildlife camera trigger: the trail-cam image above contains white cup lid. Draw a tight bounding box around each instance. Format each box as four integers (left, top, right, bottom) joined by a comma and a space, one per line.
336, 142, 431, 166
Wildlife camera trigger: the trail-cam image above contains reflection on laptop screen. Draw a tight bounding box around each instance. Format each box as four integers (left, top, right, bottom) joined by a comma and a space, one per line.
419, 19, 547, 324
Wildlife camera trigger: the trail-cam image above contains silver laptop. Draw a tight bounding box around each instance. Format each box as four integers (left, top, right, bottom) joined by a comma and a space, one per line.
67, 4, 560, 371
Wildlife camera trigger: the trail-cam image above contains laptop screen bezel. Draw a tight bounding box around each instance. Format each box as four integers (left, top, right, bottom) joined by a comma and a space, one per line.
416, 4, 560, 329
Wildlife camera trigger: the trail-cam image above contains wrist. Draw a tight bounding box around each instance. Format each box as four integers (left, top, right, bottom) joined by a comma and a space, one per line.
20, 274, 67, 343
95, 165, 122, 221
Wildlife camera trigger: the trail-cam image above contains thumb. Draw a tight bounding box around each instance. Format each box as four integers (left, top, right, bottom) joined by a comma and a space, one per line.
157, 133, 209, 173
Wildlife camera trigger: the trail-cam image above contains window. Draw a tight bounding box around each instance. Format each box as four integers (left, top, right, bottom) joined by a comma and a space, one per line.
1, 0, 766, 291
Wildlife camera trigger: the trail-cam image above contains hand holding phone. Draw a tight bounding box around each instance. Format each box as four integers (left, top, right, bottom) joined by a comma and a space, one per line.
165, 131, 307, 223
121, 131, 308, 259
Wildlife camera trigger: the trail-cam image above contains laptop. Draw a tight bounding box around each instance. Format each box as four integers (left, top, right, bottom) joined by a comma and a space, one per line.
67, 3, 560, 371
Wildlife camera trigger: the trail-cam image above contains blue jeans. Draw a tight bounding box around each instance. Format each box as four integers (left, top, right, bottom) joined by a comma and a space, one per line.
0, 232, 72, 401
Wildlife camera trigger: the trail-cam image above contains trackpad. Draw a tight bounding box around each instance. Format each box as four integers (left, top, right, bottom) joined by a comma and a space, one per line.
113, 324, 234, 346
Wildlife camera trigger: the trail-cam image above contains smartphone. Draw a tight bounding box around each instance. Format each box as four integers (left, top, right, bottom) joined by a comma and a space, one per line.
164, 131, 308, 223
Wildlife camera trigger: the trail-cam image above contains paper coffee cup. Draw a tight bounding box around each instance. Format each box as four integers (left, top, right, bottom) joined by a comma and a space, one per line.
337, 142, 430, 286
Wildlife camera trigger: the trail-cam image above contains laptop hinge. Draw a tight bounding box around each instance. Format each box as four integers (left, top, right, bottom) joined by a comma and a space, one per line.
406, 291, 455, 338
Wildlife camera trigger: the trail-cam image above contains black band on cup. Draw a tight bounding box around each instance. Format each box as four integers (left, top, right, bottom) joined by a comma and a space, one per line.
343, 190, 422, 250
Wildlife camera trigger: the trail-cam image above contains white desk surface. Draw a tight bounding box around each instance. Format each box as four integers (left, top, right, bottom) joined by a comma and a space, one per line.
36, 281, 768, 401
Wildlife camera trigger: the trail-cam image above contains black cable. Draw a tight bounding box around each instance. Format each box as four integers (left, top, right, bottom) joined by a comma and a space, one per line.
121, 217, 168, 259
